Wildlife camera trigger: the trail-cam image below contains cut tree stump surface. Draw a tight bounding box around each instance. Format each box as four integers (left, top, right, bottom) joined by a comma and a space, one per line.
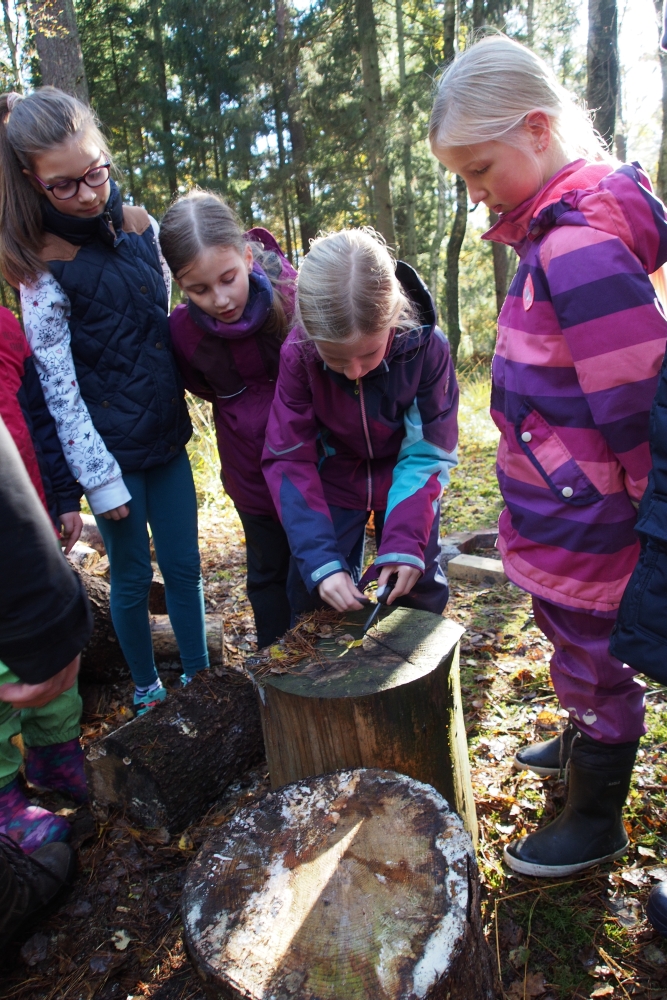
182, 768, 495, 1000
447, 555, 507, 587
85, 669, 264, 831
252, 607, 477, 841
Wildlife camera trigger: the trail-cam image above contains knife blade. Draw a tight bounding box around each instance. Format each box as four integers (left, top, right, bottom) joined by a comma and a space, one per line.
362, 577, 396, 634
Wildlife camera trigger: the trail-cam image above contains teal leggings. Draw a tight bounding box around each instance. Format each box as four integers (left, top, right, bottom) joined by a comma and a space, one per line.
95, 449, 209, 687
0, 661, 81, 790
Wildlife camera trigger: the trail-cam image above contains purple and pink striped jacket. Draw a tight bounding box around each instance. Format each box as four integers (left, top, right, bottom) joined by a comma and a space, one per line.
486, 159, 667, 613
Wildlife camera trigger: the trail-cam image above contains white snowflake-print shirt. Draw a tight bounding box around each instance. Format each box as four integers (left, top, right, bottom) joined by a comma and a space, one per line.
20, 271, 132, 516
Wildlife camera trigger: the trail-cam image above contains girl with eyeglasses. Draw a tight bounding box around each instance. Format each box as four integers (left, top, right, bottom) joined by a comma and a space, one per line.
0, 87, 209, 718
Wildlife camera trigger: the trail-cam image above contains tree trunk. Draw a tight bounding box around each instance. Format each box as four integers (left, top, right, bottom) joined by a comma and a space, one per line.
252, 606, 477, 842
488, 209, 509, 316
445, 175, 467, 365
183, 769, 495, 1000
28, 0, 88, 101
75, 569, 223, 683
442, 0, 456, 64
273, 97, 294, 264
429, 163, 448, 304
275, 0, 316, 256
526, 0, 534, 46
355, 0, 396, 246
2, 0, 21, 90
396, 0, 416, 265
85, 669, 264, 832
655, 0, 667, 204
148, 0, 177, 199
587, 0, 618, 149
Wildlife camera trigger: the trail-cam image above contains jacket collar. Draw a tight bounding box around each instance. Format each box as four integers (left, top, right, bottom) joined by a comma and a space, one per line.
41, 179, 124, 247
482, 159, 613, 249
187, 263, 274, 340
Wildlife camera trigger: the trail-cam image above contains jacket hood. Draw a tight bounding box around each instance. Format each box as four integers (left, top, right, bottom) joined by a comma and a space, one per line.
293, 259, 439, 374
484, 159, 667, 273
41, 178, 124, 247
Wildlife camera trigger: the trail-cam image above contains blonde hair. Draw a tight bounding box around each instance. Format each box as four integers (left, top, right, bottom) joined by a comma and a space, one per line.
160, 190, 290, 340
429, 35, 611, 164
0, 87, 111, 287
297, 228, 418, 344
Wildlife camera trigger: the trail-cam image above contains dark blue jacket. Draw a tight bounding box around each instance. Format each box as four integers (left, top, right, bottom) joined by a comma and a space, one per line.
39, 181, 191, 473
610, 344, 667, 683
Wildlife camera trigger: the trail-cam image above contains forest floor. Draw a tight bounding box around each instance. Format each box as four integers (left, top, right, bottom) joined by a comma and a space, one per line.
3, 371, 667, 1000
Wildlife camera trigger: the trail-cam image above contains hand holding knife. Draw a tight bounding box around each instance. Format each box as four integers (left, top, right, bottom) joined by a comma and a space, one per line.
362, 575, 397, 634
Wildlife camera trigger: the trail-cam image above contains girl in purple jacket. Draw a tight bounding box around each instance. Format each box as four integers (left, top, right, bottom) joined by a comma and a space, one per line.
430, 36, 667, 877
160, 193, 297, 649
262, 229, 458, 617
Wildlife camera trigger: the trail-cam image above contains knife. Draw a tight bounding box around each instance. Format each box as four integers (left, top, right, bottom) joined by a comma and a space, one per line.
362, 576, 396, 634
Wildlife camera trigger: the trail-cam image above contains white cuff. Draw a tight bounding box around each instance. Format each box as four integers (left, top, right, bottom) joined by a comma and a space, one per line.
86, 478, 132, 515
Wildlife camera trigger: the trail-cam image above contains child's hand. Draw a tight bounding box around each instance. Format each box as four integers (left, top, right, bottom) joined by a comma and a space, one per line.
0, 655, 80, 709
59, 511, 83, 555
318, 572, 366, 612
377, 564, 421, 604
100, 504, 130, 521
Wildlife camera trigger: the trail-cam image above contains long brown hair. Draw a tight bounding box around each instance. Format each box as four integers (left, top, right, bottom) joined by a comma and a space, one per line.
159, 190, 290, 341
0, 87, 111, 287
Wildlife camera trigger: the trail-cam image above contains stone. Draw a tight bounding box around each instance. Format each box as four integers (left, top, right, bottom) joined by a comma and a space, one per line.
447, 554, 507, 586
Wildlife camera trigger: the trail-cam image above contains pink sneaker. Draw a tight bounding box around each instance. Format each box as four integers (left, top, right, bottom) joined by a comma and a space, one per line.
25, 738, 89, 804
0, 778, 70, 854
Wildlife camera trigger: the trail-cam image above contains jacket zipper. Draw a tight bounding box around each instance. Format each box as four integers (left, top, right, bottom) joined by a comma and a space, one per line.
357, 378, 374, 511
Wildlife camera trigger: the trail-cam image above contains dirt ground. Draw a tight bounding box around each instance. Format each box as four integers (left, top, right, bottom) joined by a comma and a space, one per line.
3, 436, 667, 999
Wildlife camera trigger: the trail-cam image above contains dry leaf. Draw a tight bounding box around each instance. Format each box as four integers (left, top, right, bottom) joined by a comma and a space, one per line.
536, 710, 561, 728
111, 929, 131, 951
507, 972, 546, 999
590, 988, 614, 998
638, 845, 657, 858
337, 634, 355, 645
269, 645, 287, 659
178, 833, 194, 851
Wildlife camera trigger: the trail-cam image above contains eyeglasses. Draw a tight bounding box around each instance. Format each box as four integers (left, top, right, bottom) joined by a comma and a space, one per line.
33, 162, 111, 201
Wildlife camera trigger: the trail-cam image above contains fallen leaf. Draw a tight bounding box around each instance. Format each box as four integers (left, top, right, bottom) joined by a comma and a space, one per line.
337, 634, 355, 645
507, 972, 546, 999
178, 833, 194, 851
111, 929, 131, 951
269, 645, 287, 659
590, 987, 614, 998
638, 845, 657, 858
607, 894, 642, 928
349, 639, 364, 647
509, 945, 530, 967
536, 710, 561, 728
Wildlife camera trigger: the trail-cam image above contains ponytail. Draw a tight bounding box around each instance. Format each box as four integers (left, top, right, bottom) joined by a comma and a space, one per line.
0, 87, 110, 287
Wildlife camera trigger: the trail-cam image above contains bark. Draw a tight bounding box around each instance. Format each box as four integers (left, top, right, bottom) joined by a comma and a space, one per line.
488, 209, 509, 316
526, 0, 534, 46
587, 0, 618, 148
445, 174, 467, 366
85, 669, 264, 832
275, 0, 316, 255
428, 163, 448, 303
252, 605, 477, 842
2, 0, 21, 90
28, 0, 88, 101
148, 0, 177, 199
355, 0, 396, 246
442, 0, 456, 64
396, 0, 416, 265
106, 11, 138, 205
273, 97, 294, 264
655, 0, 667, 204
183, 769, 495, 999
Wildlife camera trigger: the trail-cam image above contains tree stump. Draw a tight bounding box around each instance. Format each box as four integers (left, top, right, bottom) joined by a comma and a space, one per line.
253, 607, 477, 841
182, 768, 495, 1000
85, 669, 264, 832
75, 568, 223, 683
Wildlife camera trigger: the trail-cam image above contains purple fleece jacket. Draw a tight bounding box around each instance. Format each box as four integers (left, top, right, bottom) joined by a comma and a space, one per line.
261, 262, 459, 592
169, 228, 296, 516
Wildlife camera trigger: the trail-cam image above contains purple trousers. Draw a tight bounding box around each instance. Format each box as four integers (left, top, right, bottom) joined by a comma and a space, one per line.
532, 597, 646, 744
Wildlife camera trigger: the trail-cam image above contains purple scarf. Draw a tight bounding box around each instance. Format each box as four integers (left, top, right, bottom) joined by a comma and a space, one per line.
187, 262, 274, 339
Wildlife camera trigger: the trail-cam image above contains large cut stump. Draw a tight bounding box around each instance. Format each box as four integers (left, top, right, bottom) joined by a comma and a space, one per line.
85, 669, 264, 832
253, 607, 477, 841
75, 568, 223, 683
182, 768, 495, 1000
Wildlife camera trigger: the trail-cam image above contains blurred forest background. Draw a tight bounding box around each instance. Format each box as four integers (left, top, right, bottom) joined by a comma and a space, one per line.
1, 0, 666, 363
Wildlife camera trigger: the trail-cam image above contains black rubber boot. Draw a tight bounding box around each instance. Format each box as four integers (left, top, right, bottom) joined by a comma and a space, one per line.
514, 722, 576, 777
504, 729, 637, 877
0, 833, 75, 947
647, 881, 667, 936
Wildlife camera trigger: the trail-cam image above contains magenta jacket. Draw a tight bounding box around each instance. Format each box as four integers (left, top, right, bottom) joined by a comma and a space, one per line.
169, 228, 296, 516
486, 160, 667, 613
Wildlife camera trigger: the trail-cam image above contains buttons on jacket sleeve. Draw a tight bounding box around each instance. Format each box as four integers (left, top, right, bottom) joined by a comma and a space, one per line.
521, 431, 532, 443
562, 486, 573, 498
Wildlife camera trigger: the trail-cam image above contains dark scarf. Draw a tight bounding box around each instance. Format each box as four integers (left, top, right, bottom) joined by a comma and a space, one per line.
187, 263, 273, 340
41, 179, 124, 247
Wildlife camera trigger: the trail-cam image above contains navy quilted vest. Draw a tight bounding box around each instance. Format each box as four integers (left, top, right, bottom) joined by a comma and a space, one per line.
40, 182, 191, 473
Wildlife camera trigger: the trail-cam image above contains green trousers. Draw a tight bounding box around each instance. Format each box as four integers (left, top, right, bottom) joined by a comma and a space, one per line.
0, 660, 82, 791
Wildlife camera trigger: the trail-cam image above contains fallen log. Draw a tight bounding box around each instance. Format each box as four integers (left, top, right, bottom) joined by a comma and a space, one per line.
79, 513, 106, 553
182, 768, 495, 1000
75, 569, 223, 683
252, 606, 477, 842
66, 540, 101, 572
85, 669, 264, 832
